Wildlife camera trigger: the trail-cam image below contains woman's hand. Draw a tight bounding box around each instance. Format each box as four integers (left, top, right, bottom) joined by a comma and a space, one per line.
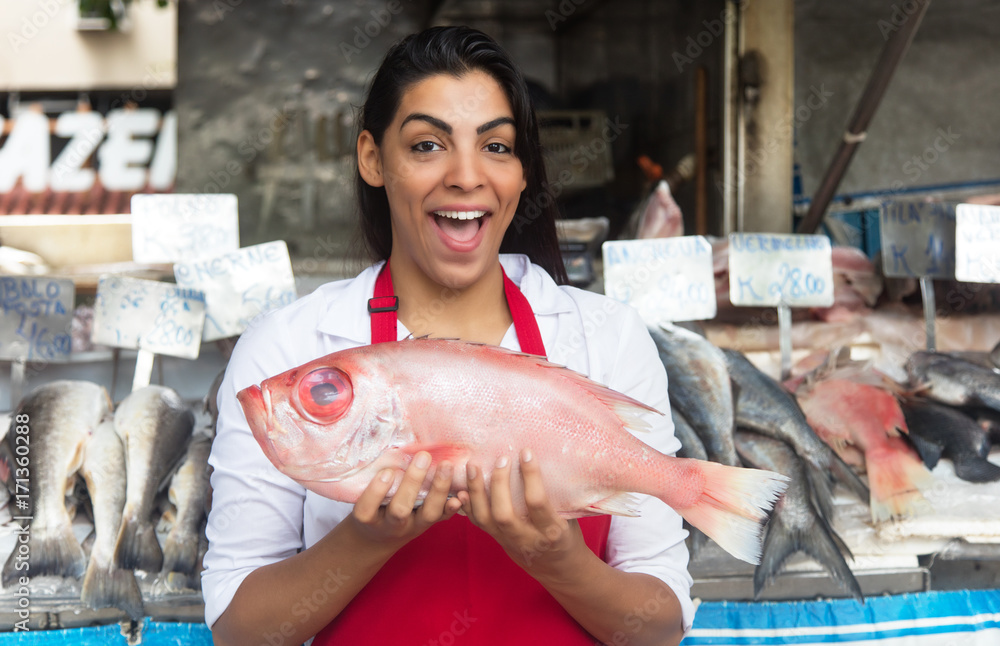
348, 451, 463, 547
459, 448, 585, 574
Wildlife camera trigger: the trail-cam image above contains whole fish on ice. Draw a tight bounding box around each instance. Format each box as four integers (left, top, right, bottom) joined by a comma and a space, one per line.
238, 339, 789, 564
1, 381, 110, 586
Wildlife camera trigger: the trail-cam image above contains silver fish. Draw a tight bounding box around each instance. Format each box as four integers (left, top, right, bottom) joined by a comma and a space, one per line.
906, 351, 1000, 413
734, 430, 864, 603
113, 386, 195, 572
723, 348, 870, 503
1, 381, 110, 586
671, 407, 708, 462
161, 434, 213, 575
80, 417, 143, 619
649, 324, 740, 466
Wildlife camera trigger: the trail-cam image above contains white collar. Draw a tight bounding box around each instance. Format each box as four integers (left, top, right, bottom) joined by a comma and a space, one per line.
315, 254, 576, 344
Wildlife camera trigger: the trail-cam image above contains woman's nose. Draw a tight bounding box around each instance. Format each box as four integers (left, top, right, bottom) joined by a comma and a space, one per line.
443, 147, 485, 191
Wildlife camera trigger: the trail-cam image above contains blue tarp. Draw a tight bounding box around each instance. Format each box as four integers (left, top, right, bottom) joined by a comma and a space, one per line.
2, 589, 998, 644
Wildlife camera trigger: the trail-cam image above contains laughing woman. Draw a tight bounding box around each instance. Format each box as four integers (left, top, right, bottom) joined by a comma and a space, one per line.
203, 26, 695, 646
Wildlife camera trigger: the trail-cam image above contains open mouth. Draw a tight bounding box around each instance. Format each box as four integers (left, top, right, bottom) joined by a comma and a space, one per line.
433, 210, 489, 244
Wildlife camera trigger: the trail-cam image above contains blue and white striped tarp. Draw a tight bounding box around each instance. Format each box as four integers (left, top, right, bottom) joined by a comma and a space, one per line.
682, 589, 1000, 645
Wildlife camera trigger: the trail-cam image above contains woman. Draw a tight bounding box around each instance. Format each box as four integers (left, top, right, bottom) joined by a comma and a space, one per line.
204, 26, 694, 645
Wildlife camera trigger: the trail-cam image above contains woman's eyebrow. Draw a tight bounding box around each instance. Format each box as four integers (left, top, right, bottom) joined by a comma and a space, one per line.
477, 116, 515, 134
400, 113, 451, 134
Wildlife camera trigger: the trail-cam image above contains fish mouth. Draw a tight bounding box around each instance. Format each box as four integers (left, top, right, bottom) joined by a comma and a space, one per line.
238, 384, 277, 457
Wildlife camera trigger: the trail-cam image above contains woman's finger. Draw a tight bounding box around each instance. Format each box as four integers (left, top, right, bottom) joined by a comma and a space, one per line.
489, 455, 516, 528
519, 448, 558, 529
353, 468, 395, 524
417, 461, 454, 524
385, 451, 432, 522
462, 462, 492, 526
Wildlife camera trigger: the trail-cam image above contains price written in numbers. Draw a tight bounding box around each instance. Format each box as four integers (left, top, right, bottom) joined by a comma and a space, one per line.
92, 276, 206, 360
728, 233, 834, 308
174, 240, 297, 341
602, 236, 716, 324
131, 194, 240, 264
0, 277, 75, 362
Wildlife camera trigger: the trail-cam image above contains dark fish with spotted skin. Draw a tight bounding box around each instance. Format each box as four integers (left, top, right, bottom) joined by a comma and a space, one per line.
900, 399, 1000, 483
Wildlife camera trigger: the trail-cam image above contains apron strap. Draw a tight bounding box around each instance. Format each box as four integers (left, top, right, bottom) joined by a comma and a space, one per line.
369, 261, 546, 356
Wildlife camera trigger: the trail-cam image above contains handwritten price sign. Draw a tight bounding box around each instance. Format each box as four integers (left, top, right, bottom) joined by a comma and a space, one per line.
728, 233, 834, 308
0, 277, 75, 362
602, 237, 716, 323
174, 240, 297, 341
91, 275, 206, 359
879, 201, 956, 278
956, 203, 1000, 283
131, 194, 240, 264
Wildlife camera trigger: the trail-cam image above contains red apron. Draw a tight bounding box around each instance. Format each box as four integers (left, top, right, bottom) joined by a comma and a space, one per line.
313, 261, 611, 645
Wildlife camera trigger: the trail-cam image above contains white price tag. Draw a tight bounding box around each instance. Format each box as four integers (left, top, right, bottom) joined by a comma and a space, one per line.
0, 277, 75, 362
879, 201, 956, 278
174, 241, 297, 341
728, 233, 834, 307
601, 237, 716, 323
92, 275, 206, 360
956, 203, 1000, 283
131, 194, 239, 263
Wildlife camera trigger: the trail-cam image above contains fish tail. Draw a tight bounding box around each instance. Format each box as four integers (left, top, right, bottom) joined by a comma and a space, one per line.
81, 559, 144, 620
867, 446, 934, 523
161, 530, 200, 575
2, 525, 86, 587
754, 515, 864, 603
114, 515, 163, 572
672, 461, 789, 565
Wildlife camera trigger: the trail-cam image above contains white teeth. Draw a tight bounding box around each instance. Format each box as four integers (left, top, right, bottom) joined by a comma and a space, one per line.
433, 210, 486, 220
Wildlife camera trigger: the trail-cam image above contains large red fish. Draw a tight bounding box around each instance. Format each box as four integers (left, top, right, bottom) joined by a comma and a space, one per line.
238, 339, 788, 564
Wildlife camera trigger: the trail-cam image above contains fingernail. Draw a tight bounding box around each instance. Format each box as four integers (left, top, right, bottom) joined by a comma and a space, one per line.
468, 464, 478, 479
437, 462, 452, 479
496, 455, 509, 468
414, 452, 431, 469
379, 469, 393, 483
521, 448, 533, 463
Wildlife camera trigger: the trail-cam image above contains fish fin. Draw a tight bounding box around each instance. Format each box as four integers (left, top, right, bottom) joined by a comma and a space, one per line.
953, 457, 1000, 483
162, 530, 200, 575
2, 524, 86, 587
907, 433, 944, 470
114, 515, 163, 572
81, 560, 145, 621
805, 463, 836, 523
867, 443, 935, 523
400, 444, 471, 465
585, 493, 642, 517
671, 461, 789, 565
826, 449, 871, 504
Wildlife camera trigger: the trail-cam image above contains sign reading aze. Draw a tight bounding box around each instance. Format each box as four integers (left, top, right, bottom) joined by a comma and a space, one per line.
0, 108, 176, 193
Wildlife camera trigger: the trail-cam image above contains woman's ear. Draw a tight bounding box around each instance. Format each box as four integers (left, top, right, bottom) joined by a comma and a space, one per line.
357, 130, 384, 187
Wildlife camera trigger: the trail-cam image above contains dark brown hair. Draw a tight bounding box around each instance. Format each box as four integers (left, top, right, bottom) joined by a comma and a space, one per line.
355, 26, 567, 284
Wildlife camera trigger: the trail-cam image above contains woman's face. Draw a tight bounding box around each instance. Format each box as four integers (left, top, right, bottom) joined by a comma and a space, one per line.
359, 70, 526, 290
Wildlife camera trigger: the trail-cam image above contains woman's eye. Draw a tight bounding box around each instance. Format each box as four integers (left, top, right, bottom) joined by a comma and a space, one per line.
484, 142, 511, 154
412, 141, 441, 153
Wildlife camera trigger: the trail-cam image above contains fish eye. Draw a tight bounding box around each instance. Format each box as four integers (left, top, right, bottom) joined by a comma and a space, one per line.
296, 368, 352, 422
